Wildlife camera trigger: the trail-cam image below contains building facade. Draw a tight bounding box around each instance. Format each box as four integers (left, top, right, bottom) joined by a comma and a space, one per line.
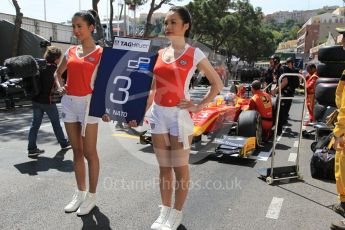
265, 6, 338, 24
297, 12, 345, 55
276, 40, 297, 53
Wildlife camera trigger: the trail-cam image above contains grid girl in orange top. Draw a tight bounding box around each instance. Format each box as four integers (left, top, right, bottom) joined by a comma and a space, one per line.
129, 6, 223, 230
54, 10, 106, 216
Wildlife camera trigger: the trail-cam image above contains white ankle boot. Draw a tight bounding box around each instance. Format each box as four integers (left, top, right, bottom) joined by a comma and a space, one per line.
77, 192, 96, 216
64, 190, 86, 213
151, 205, 171, 230
161, 208, 183, 230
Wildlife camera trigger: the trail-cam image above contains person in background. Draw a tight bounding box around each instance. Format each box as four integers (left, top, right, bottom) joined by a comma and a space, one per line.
268, 55, 288, 135
264, 55, 284, 93
283, 57, 298, 74
248, 80, 273, 141
27, 46, 70, 158
305, 63, 318, 125
283, 57, 300, 121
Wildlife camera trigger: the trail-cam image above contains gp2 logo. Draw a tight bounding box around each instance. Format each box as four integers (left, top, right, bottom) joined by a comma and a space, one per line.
128, 57, 151, 70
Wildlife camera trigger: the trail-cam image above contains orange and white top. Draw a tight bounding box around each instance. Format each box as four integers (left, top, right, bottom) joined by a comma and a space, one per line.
65, 45, 103, 96
153, 44, 206, 107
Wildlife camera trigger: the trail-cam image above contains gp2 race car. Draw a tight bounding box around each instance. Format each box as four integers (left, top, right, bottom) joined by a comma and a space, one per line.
138, 91, 263, 158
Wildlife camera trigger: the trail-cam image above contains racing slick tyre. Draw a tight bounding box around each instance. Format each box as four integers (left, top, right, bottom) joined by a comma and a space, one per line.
316, 77, 339, 86
317, 63, 345, 79
314, 102, 326, 122
192, 135, 202, 150
315, 82, 337, 107
318, 45, 345, 63
238, 110, 262, 146
311, 141, 317, 152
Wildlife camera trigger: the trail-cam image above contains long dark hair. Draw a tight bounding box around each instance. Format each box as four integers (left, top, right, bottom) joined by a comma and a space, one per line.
73, 9, 97, 27
168, 6, 192, 38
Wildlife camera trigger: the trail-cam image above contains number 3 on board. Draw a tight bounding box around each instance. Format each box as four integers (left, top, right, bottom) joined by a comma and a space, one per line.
110, 76, 132, 104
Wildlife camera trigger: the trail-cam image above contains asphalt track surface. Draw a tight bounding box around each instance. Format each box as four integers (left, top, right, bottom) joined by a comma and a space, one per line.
0, 86, 341, 230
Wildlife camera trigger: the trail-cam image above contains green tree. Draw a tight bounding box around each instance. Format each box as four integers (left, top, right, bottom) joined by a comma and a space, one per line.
288, 25, 300, 40
188, 0, 275, 63
187, 0, 233, 51
227, 1, 275, 62
263, 17, 302, 47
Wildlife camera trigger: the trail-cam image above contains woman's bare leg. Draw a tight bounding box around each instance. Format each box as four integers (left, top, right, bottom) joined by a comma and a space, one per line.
82, 123, 99, 193
152, 133, 174, 207
65, 122, 85, 191
170, 135, 193, 211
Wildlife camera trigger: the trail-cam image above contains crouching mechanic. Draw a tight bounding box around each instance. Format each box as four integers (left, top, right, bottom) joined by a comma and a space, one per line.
248, 80, 273, 141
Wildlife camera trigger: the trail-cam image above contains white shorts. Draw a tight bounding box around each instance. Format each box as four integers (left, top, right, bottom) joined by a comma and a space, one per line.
61, 95, 99, 125
149, 103, 194, 137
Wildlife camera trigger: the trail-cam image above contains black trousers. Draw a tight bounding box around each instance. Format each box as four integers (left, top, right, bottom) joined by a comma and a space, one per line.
277, 99, 292, 133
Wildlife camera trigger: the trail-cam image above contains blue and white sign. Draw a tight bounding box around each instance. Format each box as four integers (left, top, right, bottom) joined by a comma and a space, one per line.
89, 38, 157, 124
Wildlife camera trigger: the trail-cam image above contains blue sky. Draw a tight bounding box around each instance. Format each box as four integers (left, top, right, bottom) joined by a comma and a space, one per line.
1, 0, 344, 23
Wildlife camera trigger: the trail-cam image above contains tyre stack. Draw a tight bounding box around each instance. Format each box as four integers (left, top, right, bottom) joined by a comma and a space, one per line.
314, 46, 345, 121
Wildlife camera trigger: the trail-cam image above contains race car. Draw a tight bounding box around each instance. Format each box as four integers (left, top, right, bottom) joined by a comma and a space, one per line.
138, 88, 263, 157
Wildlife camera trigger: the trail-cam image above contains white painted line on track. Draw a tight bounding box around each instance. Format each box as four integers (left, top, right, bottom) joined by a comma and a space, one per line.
266, 197, 284, 219
254, 150, 271, 161
288, 153, 297, 162
277, 127, 287, 142
293, 141, 299, 148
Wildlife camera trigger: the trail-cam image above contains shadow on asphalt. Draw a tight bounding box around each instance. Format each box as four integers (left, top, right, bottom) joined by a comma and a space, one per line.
275, 143, 291, 150
80, 206, 112, 230
256, 177, 336, 210
178, 224, 187, 230
277, 183, 335, 210
208, 155, 257, 168
139, 145, 155, 154
13, 149, 73, 175
303, 181, 336, 194
281, 128, 299, 138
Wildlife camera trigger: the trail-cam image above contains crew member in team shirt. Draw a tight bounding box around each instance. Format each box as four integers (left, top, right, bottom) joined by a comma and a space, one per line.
248, 80, 273, 142
305, 63, 318, 125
